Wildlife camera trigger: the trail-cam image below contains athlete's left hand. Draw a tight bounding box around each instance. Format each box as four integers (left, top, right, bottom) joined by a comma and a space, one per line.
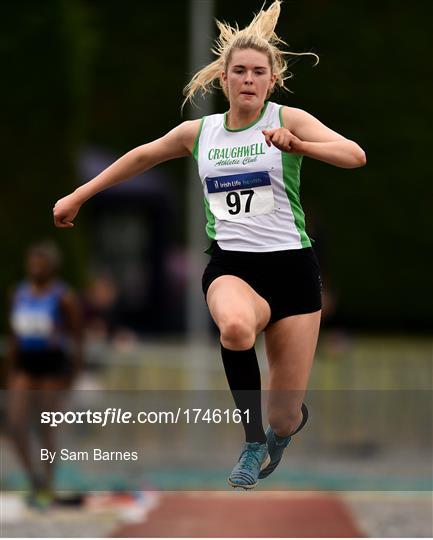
262, 128, 304, 153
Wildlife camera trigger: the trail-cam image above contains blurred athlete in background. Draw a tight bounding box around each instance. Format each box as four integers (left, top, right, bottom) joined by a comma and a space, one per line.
53, 1, 365, 489
5, 241, 83, 508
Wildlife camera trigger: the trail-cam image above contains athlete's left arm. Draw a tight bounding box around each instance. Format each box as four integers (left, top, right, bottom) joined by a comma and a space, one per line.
281, 106, 366, 168
60, 290, 84, 385
5, 288, 19, 385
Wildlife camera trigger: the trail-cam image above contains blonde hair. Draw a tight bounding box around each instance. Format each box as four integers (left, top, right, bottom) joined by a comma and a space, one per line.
182, 0, 319, 109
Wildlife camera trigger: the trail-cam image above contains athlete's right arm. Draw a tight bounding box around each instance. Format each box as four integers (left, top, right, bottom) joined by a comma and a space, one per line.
53, 120, 201, 228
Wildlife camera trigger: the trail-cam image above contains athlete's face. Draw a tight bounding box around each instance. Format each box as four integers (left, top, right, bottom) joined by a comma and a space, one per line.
26, 253, 56, 283
222, 48, 276, 110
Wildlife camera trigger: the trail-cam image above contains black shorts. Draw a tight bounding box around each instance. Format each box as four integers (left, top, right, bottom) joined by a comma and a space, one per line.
16, 349, 72, 378
202, 241, 322, 325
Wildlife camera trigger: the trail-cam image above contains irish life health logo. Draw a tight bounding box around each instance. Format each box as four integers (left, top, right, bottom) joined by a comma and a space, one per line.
208, 142, 266, 167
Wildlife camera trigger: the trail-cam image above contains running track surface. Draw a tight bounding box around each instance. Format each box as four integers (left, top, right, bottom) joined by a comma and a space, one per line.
111, 492, 365, 538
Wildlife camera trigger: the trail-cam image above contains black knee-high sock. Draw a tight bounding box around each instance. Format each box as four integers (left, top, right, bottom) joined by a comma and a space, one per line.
220, 343, 266, 443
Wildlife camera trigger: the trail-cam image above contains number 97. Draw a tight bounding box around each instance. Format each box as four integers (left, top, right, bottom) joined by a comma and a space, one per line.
226, 190, 254, 215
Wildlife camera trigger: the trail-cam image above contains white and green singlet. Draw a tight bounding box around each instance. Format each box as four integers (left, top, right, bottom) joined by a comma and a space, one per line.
193, 101, 312, 252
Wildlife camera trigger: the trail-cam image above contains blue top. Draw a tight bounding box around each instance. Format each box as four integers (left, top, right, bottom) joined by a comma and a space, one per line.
10, 281, 68, 351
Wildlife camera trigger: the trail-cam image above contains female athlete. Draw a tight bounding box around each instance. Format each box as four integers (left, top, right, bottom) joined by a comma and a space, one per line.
53, 1, 365, 489
6, 242, 83, 507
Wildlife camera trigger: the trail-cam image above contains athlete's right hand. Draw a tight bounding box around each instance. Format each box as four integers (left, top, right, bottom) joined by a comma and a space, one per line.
53, 193, 81, 228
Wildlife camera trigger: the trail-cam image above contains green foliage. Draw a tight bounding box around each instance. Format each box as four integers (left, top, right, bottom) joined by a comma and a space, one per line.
0, 1, 96, 313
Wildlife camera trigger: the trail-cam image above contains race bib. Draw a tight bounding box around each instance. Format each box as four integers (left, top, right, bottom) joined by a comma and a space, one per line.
11, 309, 54, 339
205, 171, 274, 221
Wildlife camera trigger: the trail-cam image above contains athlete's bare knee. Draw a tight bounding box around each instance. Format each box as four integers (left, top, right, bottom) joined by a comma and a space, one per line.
219, 316, 256, 350
269, 408, 303, 437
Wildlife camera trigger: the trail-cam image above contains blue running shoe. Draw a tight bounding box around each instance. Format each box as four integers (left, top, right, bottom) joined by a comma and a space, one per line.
259, 403, 309, 480
228, 441, 270, 489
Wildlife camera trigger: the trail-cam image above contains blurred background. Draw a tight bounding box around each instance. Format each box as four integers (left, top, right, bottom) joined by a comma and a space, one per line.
0, 0, 432, 537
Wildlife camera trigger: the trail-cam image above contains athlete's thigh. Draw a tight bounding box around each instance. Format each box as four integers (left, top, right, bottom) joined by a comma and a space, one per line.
264, 310, 321, 391
206, 275, 271, 334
